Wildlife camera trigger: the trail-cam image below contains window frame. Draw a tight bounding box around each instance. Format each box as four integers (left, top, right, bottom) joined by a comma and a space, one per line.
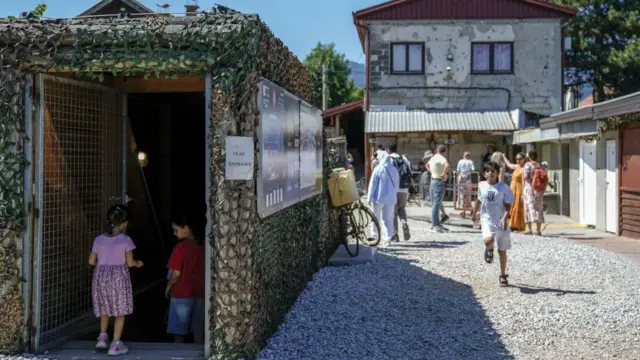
470, 42, 514, 75
390, 42, 425, 75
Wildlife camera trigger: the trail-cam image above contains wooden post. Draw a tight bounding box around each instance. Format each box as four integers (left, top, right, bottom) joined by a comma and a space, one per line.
364, 132, 371, 189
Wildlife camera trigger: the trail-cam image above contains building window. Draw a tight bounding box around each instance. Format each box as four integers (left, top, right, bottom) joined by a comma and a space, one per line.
471, 42, 514, 74
391, 43, 424, 74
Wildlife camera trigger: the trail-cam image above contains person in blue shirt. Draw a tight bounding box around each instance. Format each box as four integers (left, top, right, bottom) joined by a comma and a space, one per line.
472, 161, 515, 287
367, 152, 400, 246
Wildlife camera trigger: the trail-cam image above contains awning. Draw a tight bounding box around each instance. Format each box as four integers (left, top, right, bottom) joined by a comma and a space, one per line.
365, 110, 517, 133
512, 127, 596, 144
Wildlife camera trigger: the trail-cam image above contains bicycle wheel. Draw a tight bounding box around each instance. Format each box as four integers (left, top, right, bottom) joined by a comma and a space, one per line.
348, 203, 381, 247
340, 208, 360, 257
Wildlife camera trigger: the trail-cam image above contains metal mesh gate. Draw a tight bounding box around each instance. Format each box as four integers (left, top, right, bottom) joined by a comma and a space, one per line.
33, 75, 123, 351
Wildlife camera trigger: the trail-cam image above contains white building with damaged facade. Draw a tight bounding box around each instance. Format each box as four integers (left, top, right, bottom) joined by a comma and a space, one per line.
353, 0, 576, 183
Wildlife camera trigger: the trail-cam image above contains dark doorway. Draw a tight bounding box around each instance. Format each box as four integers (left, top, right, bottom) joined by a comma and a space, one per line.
80, 92, 207, 344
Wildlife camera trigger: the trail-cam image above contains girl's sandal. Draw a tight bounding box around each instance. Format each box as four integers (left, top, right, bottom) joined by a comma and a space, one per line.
484, 246, 495, 264
499, 274, 509, 287
524, 231, 533, 235
536, 231, 542, 236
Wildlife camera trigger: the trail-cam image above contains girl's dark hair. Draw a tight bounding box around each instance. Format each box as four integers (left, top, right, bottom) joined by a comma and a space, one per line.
516, 152, 526, 160
173, 210, 206, 246
483, 161, 501, 173
528, 150, 538, 161
105, 204, 130, 235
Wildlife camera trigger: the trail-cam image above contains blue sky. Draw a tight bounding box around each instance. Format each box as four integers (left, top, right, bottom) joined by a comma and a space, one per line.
2, 0, 381, 62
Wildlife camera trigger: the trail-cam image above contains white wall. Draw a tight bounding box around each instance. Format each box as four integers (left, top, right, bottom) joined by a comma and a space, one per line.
367, 19, 563, 115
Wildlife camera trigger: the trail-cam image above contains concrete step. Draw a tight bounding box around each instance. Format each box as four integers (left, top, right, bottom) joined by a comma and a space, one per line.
328, 244, 377, 266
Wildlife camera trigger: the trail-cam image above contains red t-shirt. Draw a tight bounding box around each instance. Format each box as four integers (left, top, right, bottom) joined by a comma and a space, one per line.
167, 239, 205, 298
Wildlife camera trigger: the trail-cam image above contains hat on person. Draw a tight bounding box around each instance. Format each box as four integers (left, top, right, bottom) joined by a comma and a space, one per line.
541, 161, 549, 167
423, 150, 434, 160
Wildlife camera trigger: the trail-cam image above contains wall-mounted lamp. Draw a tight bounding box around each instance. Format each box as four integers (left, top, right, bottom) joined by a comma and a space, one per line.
137, 151, 148, 167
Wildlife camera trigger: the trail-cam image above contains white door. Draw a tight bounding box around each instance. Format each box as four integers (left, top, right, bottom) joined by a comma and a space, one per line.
605, 140, 618, 233
579, 140, 597, 225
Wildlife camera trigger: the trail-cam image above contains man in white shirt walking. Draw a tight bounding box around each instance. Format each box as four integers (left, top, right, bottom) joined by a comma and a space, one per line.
456, 152, 475, 208
427, 145, 450, 233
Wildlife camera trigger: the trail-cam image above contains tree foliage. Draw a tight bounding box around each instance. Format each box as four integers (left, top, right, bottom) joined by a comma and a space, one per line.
551, 0, 640, 102
303, 42, 363, 109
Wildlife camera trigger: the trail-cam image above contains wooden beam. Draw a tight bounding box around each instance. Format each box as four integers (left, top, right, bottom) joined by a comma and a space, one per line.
113, 76, 205, 93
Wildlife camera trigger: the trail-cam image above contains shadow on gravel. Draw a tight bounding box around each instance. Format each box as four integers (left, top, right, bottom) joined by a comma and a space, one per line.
257, 253, 511, 360
388, 241, 469, 250
511, 284, 597, 296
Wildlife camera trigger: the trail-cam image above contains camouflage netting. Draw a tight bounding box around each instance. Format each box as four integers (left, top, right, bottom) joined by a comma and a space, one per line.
0, 7, 342, 358
0, 67, 26, 353
209, 25, 342, 358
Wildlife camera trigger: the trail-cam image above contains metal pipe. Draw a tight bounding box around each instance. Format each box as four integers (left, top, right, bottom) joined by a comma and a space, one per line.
32, 74, 45, 353
121, 94, 128, 203
369, 85, 512, 110
22, 74, 33, 352
203, 72, 213, 360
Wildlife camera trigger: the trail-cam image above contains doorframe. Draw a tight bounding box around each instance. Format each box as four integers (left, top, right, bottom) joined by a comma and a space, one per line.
204, 73, 213, 358
605, 139, 619, 234
22, 74, 34, 351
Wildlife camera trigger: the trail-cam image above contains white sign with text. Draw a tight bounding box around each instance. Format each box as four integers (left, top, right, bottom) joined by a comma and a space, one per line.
225, 136, 254, 180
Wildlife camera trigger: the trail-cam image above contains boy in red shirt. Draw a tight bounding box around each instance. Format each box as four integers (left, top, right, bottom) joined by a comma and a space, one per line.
166, 213, 206, 343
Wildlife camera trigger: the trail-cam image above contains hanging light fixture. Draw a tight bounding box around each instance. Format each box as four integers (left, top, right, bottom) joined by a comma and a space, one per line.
137, 151, 148, 167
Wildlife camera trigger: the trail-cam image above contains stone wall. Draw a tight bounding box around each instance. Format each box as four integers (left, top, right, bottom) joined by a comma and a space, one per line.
0, 69, 27, 352
367, 19, 563, 115
209, 23, 342, 358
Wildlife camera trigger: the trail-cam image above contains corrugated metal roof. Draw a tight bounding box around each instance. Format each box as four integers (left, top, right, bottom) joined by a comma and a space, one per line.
365, 110, 517, 133
353, 0, 576, 50
355, 0, 576, 20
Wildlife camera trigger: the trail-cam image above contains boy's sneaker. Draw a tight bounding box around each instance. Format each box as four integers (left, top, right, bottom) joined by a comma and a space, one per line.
440, 214, 450, 224
430, 226, 444, 233
107, 341, 129, 356
402, 224, 411, 240
95, 333, 109, 350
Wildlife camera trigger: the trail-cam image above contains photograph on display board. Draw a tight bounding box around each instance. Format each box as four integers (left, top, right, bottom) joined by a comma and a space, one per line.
299, 101, 323, 199
258, 79, 286, 215
284, 92, 301, 204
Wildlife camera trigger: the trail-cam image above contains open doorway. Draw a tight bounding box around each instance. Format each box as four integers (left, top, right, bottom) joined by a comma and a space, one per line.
73, 92, 207, 345
31, 74, 210, 358
113, 92, 207, 343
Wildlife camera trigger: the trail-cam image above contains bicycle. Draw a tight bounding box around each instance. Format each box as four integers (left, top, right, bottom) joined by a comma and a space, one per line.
339, 200, 381, 257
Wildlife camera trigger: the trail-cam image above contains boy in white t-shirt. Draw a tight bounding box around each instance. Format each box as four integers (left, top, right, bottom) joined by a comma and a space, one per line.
472, 160, 515, 287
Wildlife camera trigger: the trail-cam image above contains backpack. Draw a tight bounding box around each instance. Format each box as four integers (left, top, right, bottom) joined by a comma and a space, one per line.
393, 156, 412, 189
531, 164, 549, 192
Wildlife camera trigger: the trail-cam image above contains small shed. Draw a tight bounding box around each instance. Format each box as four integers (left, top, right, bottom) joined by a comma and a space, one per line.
0, 8, 341, 358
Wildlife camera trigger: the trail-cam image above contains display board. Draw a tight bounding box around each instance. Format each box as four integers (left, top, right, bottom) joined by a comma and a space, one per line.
257, 78, 323, 218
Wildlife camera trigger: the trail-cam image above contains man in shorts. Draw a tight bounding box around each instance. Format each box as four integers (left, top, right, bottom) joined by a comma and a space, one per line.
472, 161, 514, 287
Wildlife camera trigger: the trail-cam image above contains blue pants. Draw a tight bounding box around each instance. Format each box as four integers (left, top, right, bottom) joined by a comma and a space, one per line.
167, 297, 205, 336
430, 179, 445, 226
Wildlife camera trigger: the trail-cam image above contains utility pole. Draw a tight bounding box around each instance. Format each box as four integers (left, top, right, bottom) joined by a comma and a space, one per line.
322, 64, 328, 111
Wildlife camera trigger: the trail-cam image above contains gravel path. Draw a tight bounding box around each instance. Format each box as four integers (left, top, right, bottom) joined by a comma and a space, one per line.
257, 217, 640, 360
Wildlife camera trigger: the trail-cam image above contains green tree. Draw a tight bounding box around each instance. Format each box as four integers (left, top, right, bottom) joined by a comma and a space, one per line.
551, 0, 640, 102
303, 42, 363, 109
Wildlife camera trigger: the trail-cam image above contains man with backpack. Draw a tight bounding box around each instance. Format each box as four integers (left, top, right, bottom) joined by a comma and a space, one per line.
388, 145, 412, 241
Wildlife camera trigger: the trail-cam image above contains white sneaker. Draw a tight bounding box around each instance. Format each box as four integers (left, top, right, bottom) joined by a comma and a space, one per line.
95, 333, 109, 350
107, 341, 129, 356
430, 226, 444, 233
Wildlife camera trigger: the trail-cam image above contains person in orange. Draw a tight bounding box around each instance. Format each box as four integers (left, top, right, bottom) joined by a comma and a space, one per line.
503, 153, 526, 231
